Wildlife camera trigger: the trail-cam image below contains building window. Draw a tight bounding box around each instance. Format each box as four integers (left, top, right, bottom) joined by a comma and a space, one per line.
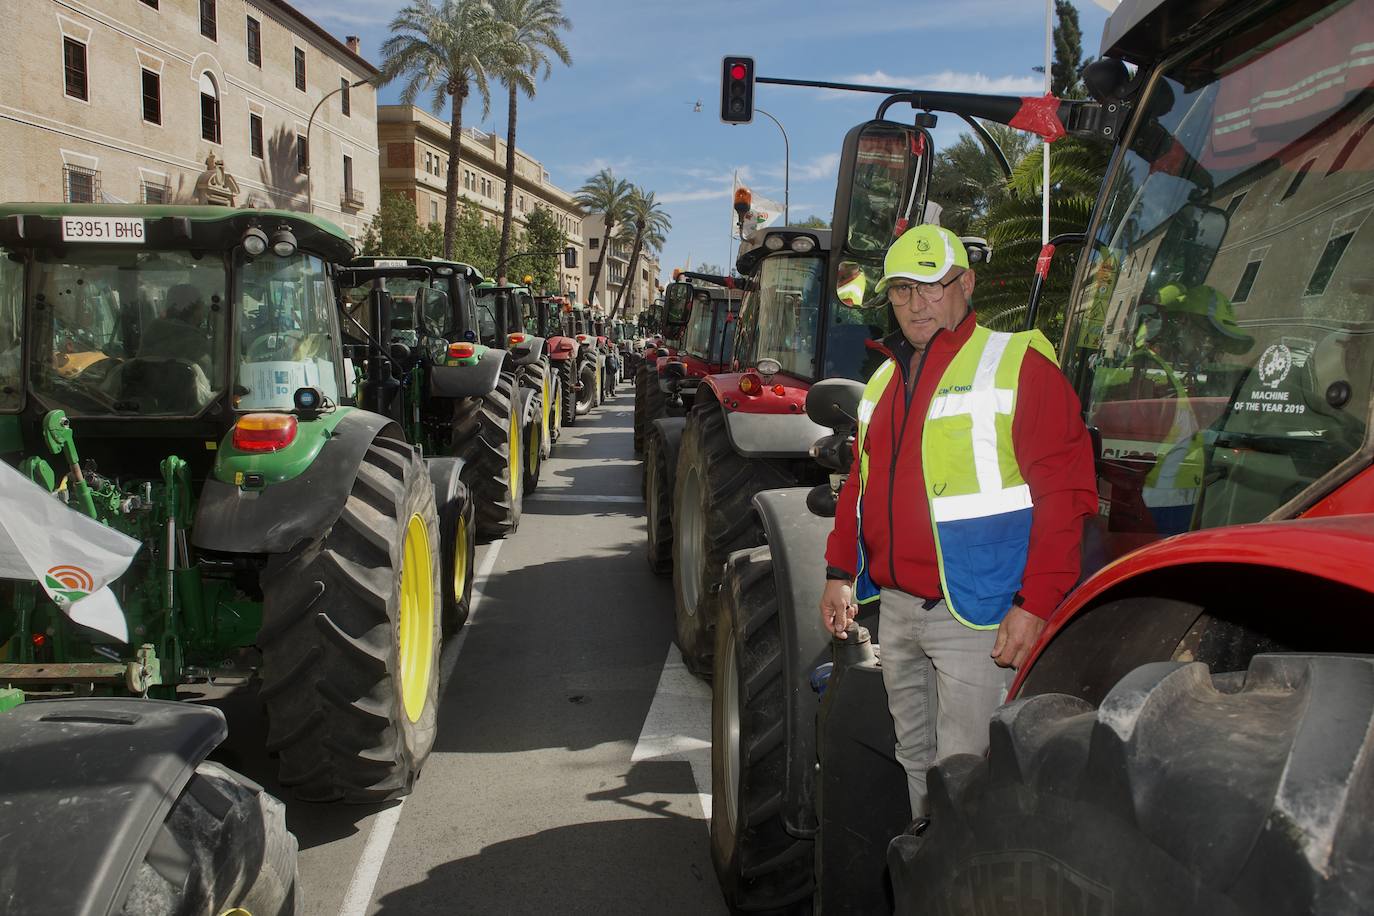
246, 16, 261, 67
589, 238, 599, 250
63, 38, 88, 101
1305, 232, 1356, 297
64, 165, 99, 203
1225, 192, 1247, 216
343, 155, 354, 193
425, 151, 432, 173
431, 199, 439, 223
199, 73, 220, 143
296, 135, 308, 175
1232, 259, 1262, 303
141, 69, 161, 124
464, 170, 473, 190
341, 77, 351, 116
1328, 120, 1374, 175
294, 48, 306, 91
140, 0, 158, 7
200, 0, 216, 40
249, 113, 264, 159
142, 180, 168, 204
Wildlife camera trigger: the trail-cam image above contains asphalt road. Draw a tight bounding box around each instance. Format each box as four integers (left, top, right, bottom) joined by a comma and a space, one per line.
198, 382, 727, 916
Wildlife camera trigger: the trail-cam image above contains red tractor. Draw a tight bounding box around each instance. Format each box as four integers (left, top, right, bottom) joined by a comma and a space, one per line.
710, 0, 1374, 911
633, 289, 692, 453
642, 278, 741, 574
532, 294, 583, 432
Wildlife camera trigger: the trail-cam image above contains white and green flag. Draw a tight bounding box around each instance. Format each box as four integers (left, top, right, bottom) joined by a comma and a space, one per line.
0, 460, 140, 642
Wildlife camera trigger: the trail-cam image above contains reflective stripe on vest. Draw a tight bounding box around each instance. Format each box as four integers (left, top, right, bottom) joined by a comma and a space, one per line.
1136, 347, 1204, 533
853, 325, 1057, 628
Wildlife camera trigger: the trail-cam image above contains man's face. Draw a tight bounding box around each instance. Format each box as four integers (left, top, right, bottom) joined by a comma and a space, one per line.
892, 268, 975, 350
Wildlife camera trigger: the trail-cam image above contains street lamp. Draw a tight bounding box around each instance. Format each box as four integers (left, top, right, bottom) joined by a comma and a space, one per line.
696, 102, 788, 225
305, 75, 375, 211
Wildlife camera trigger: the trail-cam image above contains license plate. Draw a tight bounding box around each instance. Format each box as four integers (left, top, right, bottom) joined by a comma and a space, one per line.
61, 216, 146, 243
372, 259, 408, 268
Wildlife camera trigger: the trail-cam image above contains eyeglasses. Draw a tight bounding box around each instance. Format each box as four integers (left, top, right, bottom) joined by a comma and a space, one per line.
887, 272, 963, 305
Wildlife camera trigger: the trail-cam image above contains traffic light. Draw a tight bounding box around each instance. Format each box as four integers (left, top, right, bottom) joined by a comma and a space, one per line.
721, 56, 755, 124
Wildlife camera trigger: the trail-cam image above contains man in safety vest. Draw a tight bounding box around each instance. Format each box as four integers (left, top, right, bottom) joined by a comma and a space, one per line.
819, 225, 1097, 819
837, 260, 868, 306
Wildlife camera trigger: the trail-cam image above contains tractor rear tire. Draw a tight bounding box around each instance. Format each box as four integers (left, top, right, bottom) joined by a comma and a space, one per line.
429, 457, 475, 638
644, 428, 674, 577
121, 762, 300, 916
258, 436, 442, 803
672, 399, 794, 678
522, 358, 554, 459
634, 362, 651, 454
711, 547, 815, 914
891, 654, 1374, 915
557, 358, 577, 429
576, 362, 597, 416
454, 371, 524, 539
523, 389, 544, 495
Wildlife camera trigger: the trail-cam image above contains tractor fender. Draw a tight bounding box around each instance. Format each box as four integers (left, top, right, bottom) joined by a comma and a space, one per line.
509, 335, 547, 366
428, 347, 505, 399
722, 408, 828, 459
426, 454, 470, 492
193, 410, 408, 555
649, 416, 688, 495
752, 486, 878, 838
547, 335, 578, 361
0, 698, 226, 914
518, 385, 539, 425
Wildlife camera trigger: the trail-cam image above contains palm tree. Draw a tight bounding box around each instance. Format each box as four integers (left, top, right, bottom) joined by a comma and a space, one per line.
574, 168, 632, 308
490, 0, 572, 281
381, 0, 498, 259
611, 187, 670, 319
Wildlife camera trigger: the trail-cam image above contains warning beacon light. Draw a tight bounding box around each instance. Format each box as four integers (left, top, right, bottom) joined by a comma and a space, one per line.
720, 56, 755, 124
733, 187, 753, 222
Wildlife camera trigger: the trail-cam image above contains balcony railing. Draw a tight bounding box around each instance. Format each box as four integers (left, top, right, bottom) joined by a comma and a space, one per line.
342, 187, 366, 210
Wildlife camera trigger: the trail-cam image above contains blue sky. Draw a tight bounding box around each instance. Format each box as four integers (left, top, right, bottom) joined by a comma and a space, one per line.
299, 0, 1111, 283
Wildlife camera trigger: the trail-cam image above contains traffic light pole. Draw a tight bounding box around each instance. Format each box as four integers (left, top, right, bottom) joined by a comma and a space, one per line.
754, 108, 789, 226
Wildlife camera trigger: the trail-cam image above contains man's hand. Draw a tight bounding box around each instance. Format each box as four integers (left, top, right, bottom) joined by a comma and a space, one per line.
821, 579, 857, 639
991, 605, 1047, 669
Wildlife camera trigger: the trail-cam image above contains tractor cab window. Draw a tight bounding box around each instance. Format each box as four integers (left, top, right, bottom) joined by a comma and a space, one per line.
683, 291, 715, 359
1060, 0, 1374, 560
750, 254, 825, 380
823, 285, 891, 382
474, 288, 500, 345
237, 252, 342, 411
29, 249, 227, 417
0, 250, 21, 412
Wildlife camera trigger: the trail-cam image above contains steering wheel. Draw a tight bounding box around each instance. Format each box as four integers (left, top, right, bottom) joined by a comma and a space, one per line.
247, 331, 307, 362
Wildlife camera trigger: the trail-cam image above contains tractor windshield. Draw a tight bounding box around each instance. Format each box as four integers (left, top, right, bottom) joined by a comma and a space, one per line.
736, 255, 826, 379
0, 250, 20, 412
1061, 0, 1374, 556
28, 249, 228, 417
236, 252, 342, 411
473, 288, 500, 345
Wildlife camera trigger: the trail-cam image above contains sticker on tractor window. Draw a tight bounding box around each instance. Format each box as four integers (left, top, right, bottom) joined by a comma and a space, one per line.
61, 216, 145, 243
44, 565, 94, 604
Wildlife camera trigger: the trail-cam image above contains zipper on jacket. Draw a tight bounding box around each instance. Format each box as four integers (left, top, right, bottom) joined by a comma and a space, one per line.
886, 335, 936, 587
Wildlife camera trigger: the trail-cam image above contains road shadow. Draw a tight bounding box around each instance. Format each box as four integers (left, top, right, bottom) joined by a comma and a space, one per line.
535, 461, 644, 498
372, 801, 725, 915
434, 538, 675, 756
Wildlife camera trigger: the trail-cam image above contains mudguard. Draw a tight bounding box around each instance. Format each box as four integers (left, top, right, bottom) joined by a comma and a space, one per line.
0, 698, 225, 915
752, 487, 879, 837
723, 408, 828, 459
518, 385, 539, 425
193, 410, 407, 554
509, 335, 547, 367
650, 417, 687, 495
428, 347, 505, 399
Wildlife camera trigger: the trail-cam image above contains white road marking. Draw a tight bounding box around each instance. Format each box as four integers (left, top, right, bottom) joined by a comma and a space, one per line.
631, 647, 715, 821
338, 538, 504, 916
524, 493, 643, 503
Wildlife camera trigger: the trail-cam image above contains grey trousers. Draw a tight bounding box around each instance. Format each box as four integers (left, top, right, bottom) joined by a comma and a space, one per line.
878, 591, 1012, 818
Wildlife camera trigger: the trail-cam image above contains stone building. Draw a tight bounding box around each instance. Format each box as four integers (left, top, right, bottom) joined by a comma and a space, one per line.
0, 0, 380, 241
376, 104, 584, 298
581, 214, 662, 319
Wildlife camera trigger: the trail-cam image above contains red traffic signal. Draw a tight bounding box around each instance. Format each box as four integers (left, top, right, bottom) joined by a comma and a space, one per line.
720, 56, 755, 124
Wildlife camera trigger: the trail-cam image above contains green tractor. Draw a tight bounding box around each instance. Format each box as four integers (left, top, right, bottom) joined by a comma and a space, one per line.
0, 204, 445, 805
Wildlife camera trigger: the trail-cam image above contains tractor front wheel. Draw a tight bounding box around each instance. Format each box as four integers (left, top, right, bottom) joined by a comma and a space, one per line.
576, 362, 597, 416
644, 428, 674, 577
429, 456, 475, 637
258, 435, 442, 803
121, 761, 300, 916
454, 371, 524, 539
557, 358, 578, 429
523, 391, 544, 494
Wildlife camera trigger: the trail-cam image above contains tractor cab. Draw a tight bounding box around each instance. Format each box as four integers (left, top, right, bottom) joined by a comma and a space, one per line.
344, 257, 483, 353
474, 280, 534, 348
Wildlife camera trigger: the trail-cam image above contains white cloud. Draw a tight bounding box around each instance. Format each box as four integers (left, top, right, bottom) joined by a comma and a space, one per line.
826, 70, 1044, 98
657, 188, 733, 205
760, 153, 840, 184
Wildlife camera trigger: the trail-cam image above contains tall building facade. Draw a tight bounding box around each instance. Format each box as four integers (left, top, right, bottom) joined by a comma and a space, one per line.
0, 0, 380, 241
581, 215, 662, 318
376, 105, 584, 297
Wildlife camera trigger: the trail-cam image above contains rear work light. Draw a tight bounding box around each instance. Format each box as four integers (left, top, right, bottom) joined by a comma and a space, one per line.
508, 333, 527, 345
739, 373, 763, 396
233, 413, 298, 452
448, 342, 477, 360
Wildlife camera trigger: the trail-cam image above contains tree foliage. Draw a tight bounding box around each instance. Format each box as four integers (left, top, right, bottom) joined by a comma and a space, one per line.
516, 204, 568, 294
361, 191, 444, 257
929, 123, 1037, 235
612, 187, 671, 319
574, 168, 633, 307
793, 214, 829, 229
1051, 0, 1087, 98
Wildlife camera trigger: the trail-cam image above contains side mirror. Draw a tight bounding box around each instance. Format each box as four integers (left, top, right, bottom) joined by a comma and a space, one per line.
805, 378, 864, 430
831, 120, 925, 259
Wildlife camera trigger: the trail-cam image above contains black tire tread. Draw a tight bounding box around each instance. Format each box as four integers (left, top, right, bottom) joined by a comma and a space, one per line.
453, 371, 522, 538
645, 428, 674, 576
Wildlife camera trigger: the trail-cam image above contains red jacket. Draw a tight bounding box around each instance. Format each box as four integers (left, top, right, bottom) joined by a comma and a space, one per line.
824, 312, 1097, 620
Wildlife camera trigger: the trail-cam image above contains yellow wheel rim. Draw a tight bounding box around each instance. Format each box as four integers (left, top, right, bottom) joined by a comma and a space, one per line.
453, 514, 468, 607
542, 374, 553, 446
508, 406, 522, 502
554, 388, 563, 433
398, 513, 434, 723
528, 417, 540, 477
